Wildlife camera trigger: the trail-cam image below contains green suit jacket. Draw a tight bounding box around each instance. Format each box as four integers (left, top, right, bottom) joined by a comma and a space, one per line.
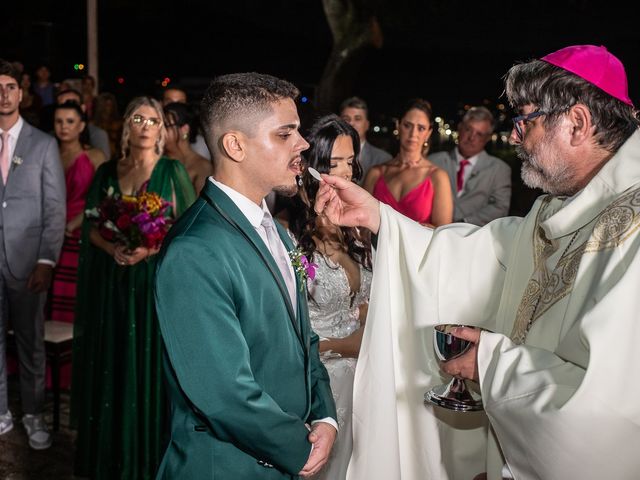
154, 181, 336, 479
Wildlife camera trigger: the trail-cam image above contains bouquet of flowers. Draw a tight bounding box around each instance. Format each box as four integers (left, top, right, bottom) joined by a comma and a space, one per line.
85, 186, 172, 250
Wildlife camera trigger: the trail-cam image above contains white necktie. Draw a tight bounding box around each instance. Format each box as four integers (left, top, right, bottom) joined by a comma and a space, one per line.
261, 213, 297, 311
0, 131, 9, 184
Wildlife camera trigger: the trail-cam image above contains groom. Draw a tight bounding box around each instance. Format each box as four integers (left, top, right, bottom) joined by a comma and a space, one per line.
155, 73, 337, 479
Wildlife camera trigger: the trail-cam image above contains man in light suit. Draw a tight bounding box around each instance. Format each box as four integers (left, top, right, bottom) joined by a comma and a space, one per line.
431, 106, 511, 225
340, 96, 392, 183
155, 73, 337, 479
0, 59, 66, 449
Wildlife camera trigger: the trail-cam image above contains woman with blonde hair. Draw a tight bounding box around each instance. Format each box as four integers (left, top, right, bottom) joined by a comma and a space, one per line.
72, 96, 195, 479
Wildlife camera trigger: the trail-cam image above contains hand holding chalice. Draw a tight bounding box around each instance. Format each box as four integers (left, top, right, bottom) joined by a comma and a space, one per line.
424, 324, 483, 412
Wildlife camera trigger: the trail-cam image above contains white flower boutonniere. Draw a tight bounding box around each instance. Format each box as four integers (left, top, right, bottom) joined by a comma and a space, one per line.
11, 156, 23, 170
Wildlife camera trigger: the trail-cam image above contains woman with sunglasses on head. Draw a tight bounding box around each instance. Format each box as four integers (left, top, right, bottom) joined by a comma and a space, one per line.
363, 98, 453, 227
72, 97, 195, 480
279, 114, 372, 479
163, 102, 212, 194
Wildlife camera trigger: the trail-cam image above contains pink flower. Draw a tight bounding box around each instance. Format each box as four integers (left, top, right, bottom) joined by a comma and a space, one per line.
300, 255, 318, 281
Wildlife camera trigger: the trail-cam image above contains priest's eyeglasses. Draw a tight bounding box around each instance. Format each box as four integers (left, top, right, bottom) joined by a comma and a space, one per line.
131, 114, 162, 129
512, 111, 546, 141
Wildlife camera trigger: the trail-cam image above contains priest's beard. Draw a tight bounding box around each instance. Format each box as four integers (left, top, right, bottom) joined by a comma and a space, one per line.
517, 130, 578, 196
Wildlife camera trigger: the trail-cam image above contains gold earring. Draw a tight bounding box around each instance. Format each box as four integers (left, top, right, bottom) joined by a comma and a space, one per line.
182, 133, 188, 140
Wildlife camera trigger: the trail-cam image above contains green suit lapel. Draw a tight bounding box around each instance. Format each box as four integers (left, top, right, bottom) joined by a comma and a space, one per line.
201, 182, 305, 349
275, 221, 311, 354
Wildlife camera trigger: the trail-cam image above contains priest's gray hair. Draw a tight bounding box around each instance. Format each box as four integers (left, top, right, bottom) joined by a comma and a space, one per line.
504, 59, 638, 152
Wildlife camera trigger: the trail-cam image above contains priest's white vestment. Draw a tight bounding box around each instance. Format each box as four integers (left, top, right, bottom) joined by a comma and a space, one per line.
348, 130, 640, 480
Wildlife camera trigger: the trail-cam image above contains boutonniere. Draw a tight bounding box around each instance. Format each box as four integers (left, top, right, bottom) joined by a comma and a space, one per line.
12, 156, 22, 169
288, 247, 318, 290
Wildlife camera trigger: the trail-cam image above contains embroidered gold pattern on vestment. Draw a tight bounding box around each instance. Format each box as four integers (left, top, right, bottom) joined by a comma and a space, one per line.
511, 186, 640, 344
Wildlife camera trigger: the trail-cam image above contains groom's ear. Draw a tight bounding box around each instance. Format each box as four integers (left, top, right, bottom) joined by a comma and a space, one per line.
220, 131, 246, 163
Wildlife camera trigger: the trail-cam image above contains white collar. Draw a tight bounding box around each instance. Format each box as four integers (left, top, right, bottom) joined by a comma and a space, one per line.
0, 116, 24, 139
209, 177, 269, 229
455, 148, 480, 166
542, 130, 640, 238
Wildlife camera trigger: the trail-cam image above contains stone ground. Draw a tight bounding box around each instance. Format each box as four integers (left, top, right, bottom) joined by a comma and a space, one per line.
0, 378, 78, 480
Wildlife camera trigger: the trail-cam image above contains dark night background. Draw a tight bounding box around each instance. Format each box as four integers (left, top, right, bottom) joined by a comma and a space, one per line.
3, 0, 639, 124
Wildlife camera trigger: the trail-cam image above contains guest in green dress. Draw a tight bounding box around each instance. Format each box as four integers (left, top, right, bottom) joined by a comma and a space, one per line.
71, 96, 196, 480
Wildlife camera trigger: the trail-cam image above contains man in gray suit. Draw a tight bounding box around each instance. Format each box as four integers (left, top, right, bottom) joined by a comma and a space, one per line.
340, 96, 392, 183
431, 106, 511, 225
0, 59, 65, 449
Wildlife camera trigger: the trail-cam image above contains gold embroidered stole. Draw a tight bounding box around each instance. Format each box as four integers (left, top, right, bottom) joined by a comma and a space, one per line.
511, 186, 640, 344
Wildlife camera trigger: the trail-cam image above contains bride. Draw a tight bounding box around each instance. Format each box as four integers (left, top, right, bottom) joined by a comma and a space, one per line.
278, 114, 372, 479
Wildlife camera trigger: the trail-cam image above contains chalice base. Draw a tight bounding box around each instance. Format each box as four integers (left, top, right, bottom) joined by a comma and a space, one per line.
424, 379, 483, 412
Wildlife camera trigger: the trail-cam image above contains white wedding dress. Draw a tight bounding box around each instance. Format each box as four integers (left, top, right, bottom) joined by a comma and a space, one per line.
308, 253, 372, 480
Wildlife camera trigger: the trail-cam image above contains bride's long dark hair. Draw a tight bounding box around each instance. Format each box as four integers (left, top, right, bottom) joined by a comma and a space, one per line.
288, 114, 372, 270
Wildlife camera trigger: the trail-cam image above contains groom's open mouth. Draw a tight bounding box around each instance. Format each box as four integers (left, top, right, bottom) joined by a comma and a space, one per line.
289, 157, 303, 176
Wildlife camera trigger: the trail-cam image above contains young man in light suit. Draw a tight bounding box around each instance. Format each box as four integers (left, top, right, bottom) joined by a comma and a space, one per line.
0, 59, 66, 449
155, 73, 337, 479
430, 106, 511, 225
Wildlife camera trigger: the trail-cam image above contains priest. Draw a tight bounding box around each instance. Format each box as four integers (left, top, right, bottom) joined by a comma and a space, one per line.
315, 44, 640, 479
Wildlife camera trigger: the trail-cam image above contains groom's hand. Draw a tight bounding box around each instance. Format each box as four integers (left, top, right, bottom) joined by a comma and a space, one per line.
315, 174, 381, 234
299, 422, 337, 477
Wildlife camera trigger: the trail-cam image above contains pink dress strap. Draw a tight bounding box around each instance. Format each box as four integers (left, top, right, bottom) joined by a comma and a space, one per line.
372, 174, 435, 224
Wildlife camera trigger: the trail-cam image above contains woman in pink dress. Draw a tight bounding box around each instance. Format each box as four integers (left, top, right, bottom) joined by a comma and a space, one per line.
364, 98, 453, 226
49, 101, 105, 387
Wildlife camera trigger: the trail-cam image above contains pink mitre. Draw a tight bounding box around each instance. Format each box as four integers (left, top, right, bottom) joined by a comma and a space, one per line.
541, 44, 634, 107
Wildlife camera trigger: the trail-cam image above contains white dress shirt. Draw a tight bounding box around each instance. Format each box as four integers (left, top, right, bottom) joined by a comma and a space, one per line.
0, 115, 24, 163
455, 148, 479, 197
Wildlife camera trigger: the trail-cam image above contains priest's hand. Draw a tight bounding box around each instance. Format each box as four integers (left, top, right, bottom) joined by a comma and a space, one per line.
314, 174, 381, 234
299, 422, 337, 477
440, 326, 481, 383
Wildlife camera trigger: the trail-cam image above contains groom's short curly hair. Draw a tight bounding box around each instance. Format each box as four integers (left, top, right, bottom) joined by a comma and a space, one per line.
200, 72, 299, 155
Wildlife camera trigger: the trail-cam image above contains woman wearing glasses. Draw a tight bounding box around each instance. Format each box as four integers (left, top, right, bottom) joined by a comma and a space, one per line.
72, 96, 195, 480
363, 98, 453, 226
163, 101, 212, 194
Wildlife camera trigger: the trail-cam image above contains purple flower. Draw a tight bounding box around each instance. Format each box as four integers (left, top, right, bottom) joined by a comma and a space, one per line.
132, 212, 151, 224
288, 248, 319, 290
300, 255, 318, 281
